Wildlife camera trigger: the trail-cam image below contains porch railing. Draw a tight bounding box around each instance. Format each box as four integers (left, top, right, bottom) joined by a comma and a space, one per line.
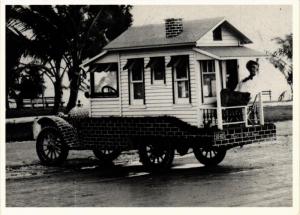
199, 92, 265, 129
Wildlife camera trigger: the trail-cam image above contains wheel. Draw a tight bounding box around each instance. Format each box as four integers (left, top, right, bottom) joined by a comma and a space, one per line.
193, 147, 226, 166
139, 141, 174, 171
92, 148, 121, 163
36, 127, 69, 166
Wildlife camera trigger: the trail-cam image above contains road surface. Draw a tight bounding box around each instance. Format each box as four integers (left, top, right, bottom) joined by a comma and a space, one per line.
6, 121, 292, 207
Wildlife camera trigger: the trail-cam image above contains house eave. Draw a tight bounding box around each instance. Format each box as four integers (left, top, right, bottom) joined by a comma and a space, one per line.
104, 42, 196, 52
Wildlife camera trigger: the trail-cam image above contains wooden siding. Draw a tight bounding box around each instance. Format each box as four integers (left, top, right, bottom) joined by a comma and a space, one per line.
90, 98, 121, 117
120, 49, 199, 126
196, 26, 240, 46
90, 52, 121, 117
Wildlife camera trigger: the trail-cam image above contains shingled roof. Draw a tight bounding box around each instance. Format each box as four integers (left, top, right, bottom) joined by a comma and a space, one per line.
104, 17, 252, 51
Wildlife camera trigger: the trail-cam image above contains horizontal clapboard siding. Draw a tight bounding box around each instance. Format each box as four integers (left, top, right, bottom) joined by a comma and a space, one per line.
120, 49, 199, 126
197, 26, 240, 46
90, 98, 120, 117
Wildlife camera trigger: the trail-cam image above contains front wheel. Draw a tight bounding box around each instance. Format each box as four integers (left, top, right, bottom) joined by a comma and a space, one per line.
36, 127, 69, 166
193, 147, 226, 166
139, 141, 174, 171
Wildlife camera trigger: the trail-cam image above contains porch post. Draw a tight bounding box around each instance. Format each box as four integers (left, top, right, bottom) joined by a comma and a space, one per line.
221, 61, 227, 88
258, 92, 265, 125
215, 60, 223, 130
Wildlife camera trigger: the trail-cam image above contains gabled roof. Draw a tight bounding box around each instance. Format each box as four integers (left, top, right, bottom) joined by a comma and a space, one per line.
104, 17, 252, 51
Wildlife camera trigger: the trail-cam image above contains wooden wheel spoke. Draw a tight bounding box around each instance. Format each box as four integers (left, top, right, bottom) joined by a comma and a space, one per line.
53, 150, 57, 159
49, 151, 53, 159
194, 147, 226, 166
204, 151, 208, 157
46, 150, 51, 157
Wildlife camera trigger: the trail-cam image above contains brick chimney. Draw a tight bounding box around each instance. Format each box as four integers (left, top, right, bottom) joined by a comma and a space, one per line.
165, 18, 183, 38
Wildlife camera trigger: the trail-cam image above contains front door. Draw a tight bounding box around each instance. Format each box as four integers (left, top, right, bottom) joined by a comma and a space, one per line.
225, 60, 238, 91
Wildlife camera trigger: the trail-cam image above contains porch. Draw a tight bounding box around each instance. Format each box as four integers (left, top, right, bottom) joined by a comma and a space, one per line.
199, 92, 265, 129
194, 46, 266, 130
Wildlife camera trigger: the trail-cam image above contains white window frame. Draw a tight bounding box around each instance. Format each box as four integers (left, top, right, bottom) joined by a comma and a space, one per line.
151, 57, 165, 85
173, 59, 190, 104
129, 61, 144, 106
201, 60, 216, 104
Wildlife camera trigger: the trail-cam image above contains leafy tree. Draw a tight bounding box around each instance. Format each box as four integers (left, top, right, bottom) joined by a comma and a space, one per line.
269, 33, 293, 99
6, 5, 133, 113
6, 26, 26, 109
58, 5, 133, 112
6, 5, 70, 113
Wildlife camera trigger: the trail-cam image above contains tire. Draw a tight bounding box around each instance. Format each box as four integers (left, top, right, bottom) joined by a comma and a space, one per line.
139, 140, 174, 172
36, 127, 69, 166
92, 149, 121, 163
193, 147, 226, 167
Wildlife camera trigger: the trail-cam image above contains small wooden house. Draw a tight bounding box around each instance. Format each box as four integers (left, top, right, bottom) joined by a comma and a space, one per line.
82, 17, 266, 130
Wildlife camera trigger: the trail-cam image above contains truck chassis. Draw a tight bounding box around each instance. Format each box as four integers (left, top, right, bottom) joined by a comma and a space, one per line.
35, 114, 276, 171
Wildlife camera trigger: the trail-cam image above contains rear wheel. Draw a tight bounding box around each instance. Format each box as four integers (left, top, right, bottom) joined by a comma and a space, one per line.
139, 141, 174, 171
36, 127, 69, 166
93, 149, 121, 163
193, 147, 226, 166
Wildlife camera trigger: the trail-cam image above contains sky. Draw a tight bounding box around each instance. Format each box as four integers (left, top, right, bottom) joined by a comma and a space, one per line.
131, 5, 292, 52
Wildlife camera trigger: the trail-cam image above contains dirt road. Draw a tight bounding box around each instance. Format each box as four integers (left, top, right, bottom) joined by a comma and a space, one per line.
6, 121, 292, 207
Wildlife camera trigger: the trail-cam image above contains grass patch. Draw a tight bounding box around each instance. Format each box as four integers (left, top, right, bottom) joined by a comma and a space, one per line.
264, 105, 292, 122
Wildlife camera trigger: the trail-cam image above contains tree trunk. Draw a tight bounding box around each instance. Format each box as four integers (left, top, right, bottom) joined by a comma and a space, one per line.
52, 80, 62, 114
66, 66, 81, 113
16, 96, 23, 109
52, 61, 63, 114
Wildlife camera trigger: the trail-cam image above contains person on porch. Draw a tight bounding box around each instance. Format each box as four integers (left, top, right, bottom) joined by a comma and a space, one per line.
235, 60, 261, 101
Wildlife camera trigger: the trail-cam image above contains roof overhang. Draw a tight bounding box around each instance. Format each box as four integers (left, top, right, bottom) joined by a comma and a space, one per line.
104, 42, 195, 52
193, 46, 267, 60
80, 50, 108, 68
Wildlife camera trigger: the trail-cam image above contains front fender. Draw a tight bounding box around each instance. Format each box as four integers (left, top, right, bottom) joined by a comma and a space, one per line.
34, 116, 79, 148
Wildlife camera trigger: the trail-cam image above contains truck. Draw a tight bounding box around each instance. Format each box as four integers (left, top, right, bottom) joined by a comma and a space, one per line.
34, 17, 276, 171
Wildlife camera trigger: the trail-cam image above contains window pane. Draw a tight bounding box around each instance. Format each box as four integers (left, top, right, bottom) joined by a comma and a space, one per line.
207, 61, 215, 72
213, 27, 222, 41
132, 65, 142, 81
177, 81, 189, 98
153, 62, 165, 80
202, 61, 207, 73
176, 66, 188, 79
94, 70, 117, 94
133, 83, 144, 99
203, 74, 216, 97
175, 57, 189, 79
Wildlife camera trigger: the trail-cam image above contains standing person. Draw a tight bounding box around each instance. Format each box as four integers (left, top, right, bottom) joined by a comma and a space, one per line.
235, 60, 261, 100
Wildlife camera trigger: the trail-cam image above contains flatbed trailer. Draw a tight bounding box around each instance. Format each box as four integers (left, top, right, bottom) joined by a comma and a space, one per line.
34, 16, 277, 171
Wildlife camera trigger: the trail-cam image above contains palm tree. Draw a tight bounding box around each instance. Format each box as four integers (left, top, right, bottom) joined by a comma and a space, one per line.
7, 5, 133, 113
270, 33, 293, 99
7, 5, 69, 113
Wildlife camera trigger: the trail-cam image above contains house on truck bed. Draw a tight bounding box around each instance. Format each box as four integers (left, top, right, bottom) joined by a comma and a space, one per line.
34, 17, 276, 171
82, 17, 266, 129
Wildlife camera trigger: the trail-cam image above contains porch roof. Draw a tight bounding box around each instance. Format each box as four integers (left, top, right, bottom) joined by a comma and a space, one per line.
194, 46, 267, 59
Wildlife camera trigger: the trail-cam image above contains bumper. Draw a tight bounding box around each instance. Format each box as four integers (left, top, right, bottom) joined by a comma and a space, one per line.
213, 123, 276, 149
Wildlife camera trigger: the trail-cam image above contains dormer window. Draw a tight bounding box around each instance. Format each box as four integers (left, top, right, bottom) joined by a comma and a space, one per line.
213, 26, 222, 41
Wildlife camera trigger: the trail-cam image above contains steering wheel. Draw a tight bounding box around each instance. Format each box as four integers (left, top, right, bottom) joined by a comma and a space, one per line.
101, 85, 117, 93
